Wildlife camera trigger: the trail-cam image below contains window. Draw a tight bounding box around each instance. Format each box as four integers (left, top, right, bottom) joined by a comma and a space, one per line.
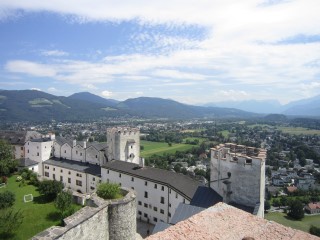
107, 170, 109, 174
27, 149, 29, 153
144, 191, 148, 198
119, 173, 121, 178
144, 213, 148, 218
160, 197, 165, 204
76, 151, 78, 154
64, 150, 66, 153
144, 203, 148, 208
154, 184, 157, 189
93, 177, 95, 181
160, 209, 164, 214
53, 168, 55, 171
161, 186, 164, 191
60, 169, 63, 173
37, 152, 39, 156
80, 153, 82, 156
45, 166, 49, 169
131, 177, 134, 182
145, 181, 148, 186
76, 173, 82, 177
45, 172, 49, 177
76, 180, 82, 186
138, 201, 142, 205
60, 176, 63, 182
138, 211, 142, 215
21, 146, 23, 150
169, 189, 171, 193
176, 193, 178, 198
169, 203, 171, 207
68, 178, 71, 183
153, 217, 158, 222
90, 186, 95, 190
183, 199, 186, 204
168, 212, 171, 217
119, 183, 121, 186
131, 187, 134, 190
153, 207, 158, 212
68, 171, 71, 175
96, 155, 98, 158
53, 174, 56, 180
246, 158, 252, 164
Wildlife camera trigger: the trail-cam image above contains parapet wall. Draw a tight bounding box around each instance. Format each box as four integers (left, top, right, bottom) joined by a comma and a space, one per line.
32, 188, 137, 240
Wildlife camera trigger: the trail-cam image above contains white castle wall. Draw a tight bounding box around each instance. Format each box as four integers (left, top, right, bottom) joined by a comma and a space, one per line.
210, 145, 265, 218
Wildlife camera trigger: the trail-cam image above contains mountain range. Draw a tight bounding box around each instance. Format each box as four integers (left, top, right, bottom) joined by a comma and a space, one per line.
0, 90, 258, 122
205, 95, 320, 116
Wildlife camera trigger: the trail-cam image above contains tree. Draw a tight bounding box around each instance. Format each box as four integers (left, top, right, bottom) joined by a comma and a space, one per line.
287, 200, 304, 220
310, 225, 320, 237
55, 190, 73, 218
0, 208, 23, 235
38, 180, 63, 200
0, 191, 15, 209
97, 182, 121, 200
272, 198, 281, 209
0, 140, 16, 176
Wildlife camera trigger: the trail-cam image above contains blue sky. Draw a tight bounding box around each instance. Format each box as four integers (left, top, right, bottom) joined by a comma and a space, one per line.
0, 0, 319, 105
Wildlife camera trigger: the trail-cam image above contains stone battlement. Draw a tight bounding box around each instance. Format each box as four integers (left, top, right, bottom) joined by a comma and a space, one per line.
107, 127, 139, 136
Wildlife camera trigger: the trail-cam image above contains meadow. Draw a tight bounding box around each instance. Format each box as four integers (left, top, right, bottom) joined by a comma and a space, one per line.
140, 140, 196, 157
265, 212, 320, 233
0, 175, 81, 240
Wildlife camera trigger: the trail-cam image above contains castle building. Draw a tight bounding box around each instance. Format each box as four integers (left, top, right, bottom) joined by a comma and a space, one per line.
210, 143, 266, 217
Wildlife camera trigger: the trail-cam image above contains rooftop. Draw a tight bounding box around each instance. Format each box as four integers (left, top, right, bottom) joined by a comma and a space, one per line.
0, 130, 41, 145
147, 202, 319, 240
103, 160, 202, 200
44, 158, 101, 177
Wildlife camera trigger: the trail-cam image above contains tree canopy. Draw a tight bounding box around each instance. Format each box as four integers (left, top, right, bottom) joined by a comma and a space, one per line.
97, 182, 121, 200
55, 190, 73, 219
0, 140, 16, 176
38, 180, 63, 200
287, 199, 304, 220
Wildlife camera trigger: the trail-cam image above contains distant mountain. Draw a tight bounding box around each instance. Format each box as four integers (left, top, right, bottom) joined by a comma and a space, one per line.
204, 100, 283, 114
204, 95, 320, 116
0, 90, 124, 122
0, 90, 260, 122
117, 97, 258, 119
282, 95, 320, 116
68, 92, 119, 107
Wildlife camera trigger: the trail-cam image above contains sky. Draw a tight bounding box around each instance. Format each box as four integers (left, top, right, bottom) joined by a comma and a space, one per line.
0, 0, 319, 105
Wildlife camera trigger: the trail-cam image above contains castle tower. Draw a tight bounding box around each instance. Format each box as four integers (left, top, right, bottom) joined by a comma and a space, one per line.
210, 143, 266, 218
106, 127, 140, 164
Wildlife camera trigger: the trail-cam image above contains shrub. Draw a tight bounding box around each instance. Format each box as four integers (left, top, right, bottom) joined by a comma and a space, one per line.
310, 225, 320, 237
16, 176, 22, 182
0, 191, 15, 209
38, 180, 63, 201
97, 182, 121, 200
29, 172, 39, 186
55, 190, 73, 219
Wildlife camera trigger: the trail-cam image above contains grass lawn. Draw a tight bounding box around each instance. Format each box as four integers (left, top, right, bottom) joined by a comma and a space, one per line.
140, 140, 195, 157
0, 175, 82, 240
277, 127, 320, 135
183, 137, 208, 143
265, 212, 320, 232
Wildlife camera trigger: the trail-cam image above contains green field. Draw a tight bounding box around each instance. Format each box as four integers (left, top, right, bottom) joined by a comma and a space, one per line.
140, 140, 195, 157
277, 127, 320, 135
0, 176, 81, 240
265, 212, 320, 232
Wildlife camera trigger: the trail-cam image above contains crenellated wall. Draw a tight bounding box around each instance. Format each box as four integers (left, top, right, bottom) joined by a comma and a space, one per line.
32, 188, 137, 240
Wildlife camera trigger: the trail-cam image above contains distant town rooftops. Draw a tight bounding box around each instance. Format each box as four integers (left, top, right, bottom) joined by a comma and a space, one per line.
147, 202, 319, 240
211, 143, 267, 160
103, 160, 202, 200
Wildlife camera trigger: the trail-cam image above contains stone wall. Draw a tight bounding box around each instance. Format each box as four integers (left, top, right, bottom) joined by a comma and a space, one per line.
32, 188, 137, 240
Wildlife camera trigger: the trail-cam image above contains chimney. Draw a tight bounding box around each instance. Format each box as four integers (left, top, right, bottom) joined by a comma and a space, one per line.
139, 158, 145, 168
73, 140, 76, 147
83, 141, 87, 149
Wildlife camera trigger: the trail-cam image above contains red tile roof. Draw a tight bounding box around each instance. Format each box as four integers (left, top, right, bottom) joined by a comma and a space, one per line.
147, 202, 319, 240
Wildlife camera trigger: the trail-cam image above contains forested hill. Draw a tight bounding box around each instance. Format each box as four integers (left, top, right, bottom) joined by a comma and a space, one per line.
0, 90, 258, 122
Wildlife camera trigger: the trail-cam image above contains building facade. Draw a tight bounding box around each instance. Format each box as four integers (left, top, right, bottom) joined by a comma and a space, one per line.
210, 143, 266, 217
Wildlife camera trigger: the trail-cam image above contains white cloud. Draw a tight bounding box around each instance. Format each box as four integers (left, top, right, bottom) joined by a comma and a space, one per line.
82, 83, 97, 89
41, 50, 69, 57
47, 87, 57, 92
5, 60, 56, 77
101, 90, 113, 98
153, 69, 207, 81
30, 88, 41, 91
